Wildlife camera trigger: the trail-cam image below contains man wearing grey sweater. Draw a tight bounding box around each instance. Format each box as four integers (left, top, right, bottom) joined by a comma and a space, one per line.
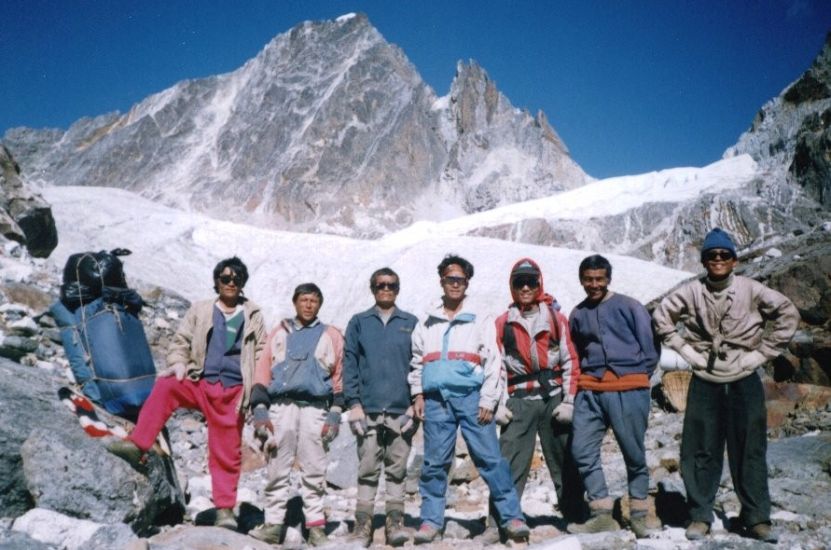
653, 227, 799, 543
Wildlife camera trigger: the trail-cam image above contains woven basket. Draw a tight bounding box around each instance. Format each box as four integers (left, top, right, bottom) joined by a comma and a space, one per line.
661, 370, 692, 412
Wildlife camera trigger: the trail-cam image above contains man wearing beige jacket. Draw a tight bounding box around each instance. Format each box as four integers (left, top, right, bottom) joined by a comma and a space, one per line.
653, 228, 799, 543
108, 256, 266, 531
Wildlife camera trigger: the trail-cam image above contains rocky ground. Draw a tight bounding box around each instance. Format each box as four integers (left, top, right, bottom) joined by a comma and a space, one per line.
1, 242, 830, 550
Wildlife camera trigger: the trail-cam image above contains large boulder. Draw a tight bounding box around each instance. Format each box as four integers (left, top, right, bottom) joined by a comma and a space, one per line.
0, 358, 185, 534
0, 144, 57, 257
11, 508, 138, 550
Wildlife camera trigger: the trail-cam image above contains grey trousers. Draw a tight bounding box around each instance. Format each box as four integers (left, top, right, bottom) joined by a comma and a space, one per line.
490, 394, 585, 522
571, 388, 650, 502
355, 412, 412, 515
681, 374, 770, 527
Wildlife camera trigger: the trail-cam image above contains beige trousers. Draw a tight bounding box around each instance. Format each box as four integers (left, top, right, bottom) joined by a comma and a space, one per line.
356, 412, 412, 515
262, 398, 328, 526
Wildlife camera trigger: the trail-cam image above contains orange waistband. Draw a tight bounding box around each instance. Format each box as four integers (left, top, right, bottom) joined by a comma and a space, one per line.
577, 370, 649, 392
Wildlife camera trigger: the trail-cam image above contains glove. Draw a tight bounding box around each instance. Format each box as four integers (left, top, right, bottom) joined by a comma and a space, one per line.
679, 344, 708, 370
321, 407, 342, 445
494, 403, 513, 426
552, 401, 574, 424
738, 350, 768, 372
252, 404, 276, 452
349, 405, 368, 437
399, 406, 419, 438
494, 390, 512, 426
159, 363, 187, 381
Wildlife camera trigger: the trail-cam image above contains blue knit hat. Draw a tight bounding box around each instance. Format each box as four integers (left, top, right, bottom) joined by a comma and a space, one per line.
700, 228, 736, 260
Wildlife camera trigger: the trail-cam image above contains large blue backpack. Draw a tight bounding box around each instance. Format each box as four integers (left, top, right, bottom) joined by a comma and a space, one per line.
52, 291, 156, 418
53, 249, 156, 419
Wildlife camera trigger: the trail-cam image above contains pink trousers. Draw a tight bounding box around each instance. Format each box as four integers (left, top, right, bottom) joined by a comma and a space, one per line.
130, 377, 243, 508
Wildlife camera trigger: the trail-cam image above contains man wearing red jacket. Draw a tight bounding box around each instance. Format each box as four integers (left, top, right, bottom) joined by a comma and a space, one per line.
485, 258, 584, 540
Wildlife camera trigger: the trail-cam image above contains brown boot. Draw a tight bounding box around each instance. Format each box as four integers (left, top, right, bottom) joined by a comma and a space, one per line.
107, 439, 146, 469
685, 521, 710, 540
385, 510, 409, 547
567, 497, 620, 534
308, 526, 328, 546
352, 512, 373, 547
628, 498, 654, 538
249, 523, 284, 544
414, 523, 441, 544
214, 508, 237, 531
748, 522, 777, 543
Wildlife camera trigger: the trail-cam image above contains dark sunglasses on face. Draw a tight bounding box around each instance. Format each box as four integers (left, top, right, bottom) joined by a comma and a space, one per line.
511, 276, 540, 289
218, 274, 243, 286
373, 282, 400, 292
441, 275, 468, 286
704, 250, 735, 262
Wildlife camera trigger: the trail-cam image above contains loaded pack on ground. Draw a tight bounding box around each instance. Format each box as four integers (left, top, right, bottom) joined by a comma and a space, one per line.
51, 249, 156, 419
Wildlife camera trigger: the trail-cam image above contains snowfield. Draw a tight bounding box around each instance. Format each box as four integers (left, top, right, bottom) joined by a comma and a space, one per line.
36, 158, 750, 329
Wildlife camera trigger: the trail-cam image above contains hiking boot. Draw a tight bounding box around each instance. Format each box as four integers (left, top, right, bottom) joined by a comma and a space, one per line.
352, 512, 373, 547
308, 526, 328, 546
414, 523, 441, 544
503, 518, 531, 541
214, 508, 237, 530
748, 522, 777, 543
567, 512, 620, 534
107, 439, 145, 469
385, 511, 409, 547
685, 521, 710, 540
249, 523, 284, 544
629, 513, 652, 538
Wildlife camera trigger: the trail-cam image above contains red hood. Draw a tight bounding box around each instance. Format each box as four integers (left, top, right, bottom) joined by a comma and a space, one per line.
508, 257, 555, 309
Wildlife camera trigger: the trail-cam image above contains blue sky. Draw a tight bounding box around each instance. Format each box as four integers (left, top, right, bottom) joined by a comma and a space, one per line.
2, 1, 829, 179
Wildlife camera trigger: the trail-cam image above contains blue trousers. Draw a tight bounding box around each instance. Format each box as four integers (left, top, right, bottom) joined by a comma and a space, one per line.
420, 391, 523, 529
571, 388, 650, 501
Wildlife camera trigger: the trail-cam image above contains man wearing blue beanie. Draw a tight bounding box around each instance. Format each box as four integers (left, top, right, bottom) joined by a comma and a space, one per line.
653, 227, 799, 543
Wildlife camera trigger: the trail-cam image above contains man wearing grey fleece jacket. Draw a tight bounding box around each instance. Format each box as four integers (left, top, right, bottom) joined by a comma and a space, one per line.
653, 228, 799, 543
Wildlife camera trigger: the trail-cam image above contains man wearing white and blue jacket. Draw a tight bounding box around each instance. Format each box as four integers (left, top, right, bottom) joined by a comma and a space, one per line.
409, 254, 530, 544
343, 267, 418, 547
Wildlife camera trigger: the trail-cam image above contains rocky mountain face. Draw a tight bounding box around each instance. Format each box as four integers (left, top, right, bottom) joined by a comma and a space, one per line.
727, 32, 831, 209
2, 13, 589, 237
0, 145, 57, 258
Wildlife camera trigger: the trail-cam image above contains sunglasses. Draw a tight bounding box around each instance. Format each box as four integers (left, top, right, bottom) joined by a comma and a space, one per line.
441, 276, 468, 286
511, 276, 540, 289
373, 282, 400, 292
704, 250, 735, 262
218, 274, 243, 286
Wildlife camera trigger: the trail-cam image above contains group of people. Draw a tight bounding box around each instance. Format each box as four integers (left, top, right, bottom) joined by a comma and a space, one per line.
108, 227, 799, 546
